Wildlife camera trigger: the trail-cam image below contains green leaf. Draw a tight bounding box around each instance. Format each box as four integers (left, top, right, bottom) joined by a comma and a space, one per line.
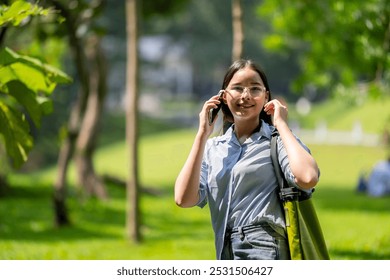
0, 61, 56, 94
0, 47, 72, 95
6, 80, 43, 127
0, 101, 33, 168
37, 96, 53, 115
0, 0, 49, 27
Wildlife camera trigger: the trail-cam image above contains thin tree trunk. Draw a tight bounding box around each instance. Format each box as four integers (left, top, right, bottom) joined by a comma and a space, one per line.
50, 0, 90, 226
53, 82, 86, 226
0, 145, 9, 197
232, 0, 244, 61
125, 0, 141, 243
74, 35, 108, 200
0, 175, 8, 197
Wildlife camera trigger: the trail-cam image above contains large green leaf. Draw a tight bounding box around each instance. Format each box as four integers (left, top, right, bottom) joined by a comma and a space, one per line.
0, 102, 33, 168
0, 61, 56, 94
0, 47, 72, 93
5, 80, 47, 127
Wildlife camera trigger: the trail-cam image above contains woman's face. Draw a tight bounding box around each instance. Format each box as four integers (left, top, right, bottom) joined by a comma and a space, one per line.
223, 67, 269, 122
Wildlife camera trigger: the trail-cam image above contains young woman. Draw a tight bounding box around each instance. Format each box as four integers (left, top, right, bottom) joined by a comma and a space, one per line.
175, 59, 319, 260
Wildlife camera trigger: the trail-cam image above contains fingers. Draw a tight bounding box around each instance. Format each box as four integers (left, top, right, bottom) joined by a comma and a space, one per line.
204, 91, 223, 111
264, 99, 287, 115
199, 91, 224, 133
264, 99, 288, 128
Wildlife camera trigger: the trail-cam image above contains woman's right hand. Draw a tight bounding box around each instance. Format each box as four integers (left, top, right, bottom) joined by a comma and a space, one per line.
198, 91, 223, 138
175, 91, 223, 208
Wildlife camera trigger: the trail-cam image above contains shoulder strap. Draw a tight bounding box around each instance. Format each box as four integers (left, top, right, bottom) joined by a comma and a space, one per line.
270, 129, 312, 201
270, 130, 288, 190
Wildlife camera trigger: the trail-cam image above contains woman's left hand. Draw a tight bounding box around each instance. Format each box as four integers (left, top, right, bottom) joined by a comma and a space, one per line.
265, 99, 319, 189
264, 99, 288, 128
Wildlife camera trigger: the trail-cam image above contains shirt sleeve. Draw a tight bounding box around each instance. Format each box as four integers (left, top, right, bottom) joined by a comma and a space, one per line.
276, 134, 317, 192
196, 142, 209, 208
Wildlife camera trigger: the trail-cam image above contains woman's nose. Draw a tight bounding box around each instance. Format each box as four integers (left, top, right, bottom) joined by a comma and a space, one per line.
241, 88, 251, 100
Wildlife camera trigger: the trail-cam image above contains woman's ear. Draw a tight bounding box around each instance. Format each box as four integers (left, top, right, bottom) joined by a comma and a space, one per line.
222, 90, 228, 104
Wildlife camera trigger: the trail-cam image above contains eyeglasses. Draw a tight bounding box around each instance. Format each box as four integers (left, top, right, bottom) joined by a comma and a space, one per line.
226, 85, 267, 97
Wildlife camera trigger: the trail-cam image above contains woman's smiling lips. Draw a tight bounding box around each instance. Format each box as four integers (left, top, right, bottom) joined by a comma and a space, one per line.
237, 103, 255, 109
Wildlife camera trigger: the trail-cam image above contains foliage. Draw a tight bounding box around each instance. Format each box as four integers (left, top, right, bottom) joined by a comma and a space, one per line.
0, 0, 53, 26
257, 0, 390, 99
0, 1, 71, 168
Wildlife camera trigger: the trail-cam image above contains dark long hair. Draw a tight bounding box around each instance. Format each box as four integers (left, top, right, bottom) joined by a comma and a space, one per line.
221, 59, 272, 127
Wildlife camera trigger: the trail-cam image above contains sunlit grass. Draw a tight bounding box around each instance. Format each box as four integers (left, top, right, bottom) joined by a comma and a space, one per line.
293, 97, 390, 134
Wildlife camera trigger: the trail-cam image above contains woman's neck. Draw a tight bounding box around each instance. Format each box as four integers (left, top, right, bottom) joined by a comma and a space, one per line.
234, 119, 261, 141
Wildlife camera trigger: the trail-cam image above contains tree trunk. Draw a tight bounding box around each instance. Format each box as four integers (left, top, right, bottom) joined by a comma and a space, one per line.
0, 175, 8, 197
232, 0, 244, 61
50, 0, 91, 226
74, 35, 108, 200
0, 144, 9, 197
125, 0, 141, 243
53, 75, 89, 225
53, 136, 73, 226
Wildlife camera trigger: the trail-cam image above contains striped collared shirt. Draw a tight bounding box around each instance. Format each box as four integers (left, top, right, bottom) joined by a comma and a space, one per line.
197, 120, 311, 259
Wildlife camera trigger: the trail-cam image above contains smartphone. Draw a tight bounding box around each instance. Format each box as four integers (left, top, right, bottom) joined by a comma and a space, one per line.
208, 91, 224, 126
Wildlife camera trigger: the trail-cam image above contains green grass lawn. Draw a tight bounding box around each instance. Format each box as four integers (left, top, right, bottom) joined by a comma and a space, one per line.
1, 124, 390, 260
308, 145, 390, 259
292, 97, 390, 134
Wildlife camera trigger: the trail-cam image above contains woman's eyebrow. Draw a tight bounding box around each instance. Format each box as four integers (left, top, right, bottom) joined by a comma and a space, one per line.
228, 81, 264, 87
230, 81, 262, 86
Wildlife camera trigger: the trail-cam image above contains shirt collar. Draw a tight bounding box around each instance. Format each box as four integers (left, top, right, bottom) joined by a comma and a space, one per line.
215, 120, 274, 144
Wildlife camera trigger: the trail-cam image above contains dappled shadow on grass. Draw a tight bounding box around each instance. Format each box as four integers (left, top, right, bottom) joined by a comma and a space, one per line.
143, 209, 212, 243
2, 173, 210, 259
311, 184, 390, 213
0, 179, 190, 246
0, 183, 126, 242
0, 223, 118, 242
136, 182, 213, 245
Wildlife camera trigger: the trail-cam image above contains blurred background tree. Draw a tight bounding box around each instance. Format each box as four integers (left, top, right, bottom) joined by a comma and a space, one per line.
258, 0, 390, 103
125, 0, 140, 243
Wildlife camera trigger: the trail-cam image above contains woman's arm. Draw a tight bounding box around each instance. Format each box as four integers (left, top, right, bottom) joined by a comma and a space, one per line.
174, 132, 208, 207
174, 94, 222, 207
264, 99, 319, 190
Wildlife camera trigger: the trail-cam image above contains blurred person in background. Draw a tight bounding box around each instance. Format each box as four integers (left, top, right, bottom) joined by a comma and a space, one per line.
366, 157, 390, 197
356, 120, 390, 197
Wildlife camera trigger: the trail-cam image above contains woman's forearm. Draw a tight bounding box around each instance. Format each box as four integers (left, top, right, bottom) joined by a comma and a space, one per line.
174, 132, 208, 208
175, 93, 221, 207
277, 121, 319, 189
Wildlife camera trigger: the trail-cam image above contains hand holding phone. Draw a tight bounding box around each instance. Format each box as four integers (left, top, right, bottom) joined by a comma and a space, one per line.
208, 91, 224, 126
